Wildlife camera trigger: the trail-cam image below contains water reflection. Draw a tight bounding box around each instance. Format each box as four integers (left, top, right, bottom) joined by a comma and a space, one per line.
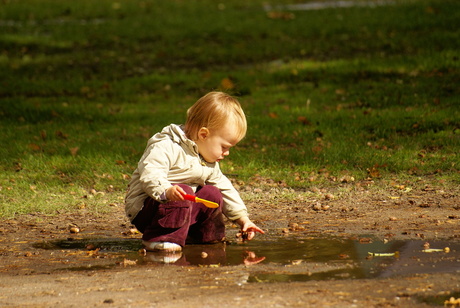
143, 244, 265, 266
35, 236, 460, 282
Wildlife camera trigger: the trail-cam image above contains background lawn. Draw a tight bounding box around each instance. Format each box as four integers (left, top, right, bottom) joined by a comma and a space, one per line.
0, 0, 458, 217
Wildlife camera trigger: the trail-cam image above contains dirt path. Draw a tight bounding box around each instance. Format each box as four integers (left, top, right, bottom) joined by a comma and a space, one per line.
0, 182, 459, 307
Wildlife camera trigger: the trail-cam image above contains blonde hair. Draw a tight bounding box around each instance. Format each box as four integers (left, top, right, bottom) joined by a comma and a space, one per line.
185, 92, 247, 141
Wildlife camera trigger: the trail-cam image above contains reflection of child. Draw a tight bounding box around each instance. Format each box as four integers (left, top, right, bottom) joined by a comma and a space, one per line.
125, 92, 264, 252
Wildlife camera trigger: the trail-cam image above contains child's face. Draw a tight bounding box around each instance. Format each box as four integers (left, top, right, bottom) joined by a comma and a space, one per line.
195, 122, 241, 163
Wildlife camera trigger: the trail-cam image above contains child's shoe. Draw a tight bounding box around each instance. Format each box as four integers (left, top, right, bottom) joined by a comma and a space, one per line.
143, 241, 182, 252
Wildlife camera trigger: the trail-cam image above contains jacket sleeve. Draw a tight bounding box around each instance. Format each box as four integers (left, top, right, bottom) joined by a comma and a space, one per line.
207, 167, 248, 221
138, 141, 174, 201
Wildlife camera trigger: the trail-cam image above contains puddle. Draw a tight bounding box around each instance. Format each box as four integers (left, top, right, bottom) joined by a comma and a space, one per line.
33, 236, 460, 283
35, 238, 141, 252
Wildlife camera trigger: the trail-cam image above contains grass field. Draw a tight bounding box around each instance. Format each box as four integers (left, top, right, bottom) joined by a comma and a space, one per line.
0, 0, 458, 217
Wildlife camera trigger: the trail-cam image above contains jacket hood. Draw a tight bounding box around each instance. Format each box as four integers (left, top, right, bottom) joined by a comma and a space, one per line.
148, 124, 198, 154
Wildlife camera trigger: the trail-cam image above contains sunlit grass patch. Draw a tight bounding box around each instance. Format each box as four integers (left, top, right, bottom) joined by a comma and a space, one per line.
0, 0, 458, 216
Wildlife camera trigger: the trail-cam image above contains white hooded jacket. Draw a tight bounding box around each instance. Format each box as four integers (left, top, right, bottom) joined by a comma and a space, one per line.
125, 124, 248, 222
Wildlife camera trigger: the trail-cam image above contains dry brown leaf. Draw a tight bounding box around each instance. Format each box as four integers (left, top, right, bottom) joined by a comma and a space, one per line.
267, 11, 295, 20
297, 116, 311, 125
55, 131, 68, 139
220, 77, 234, 90
28, 143, 41, 151
69, 147, 79, 156
367, 166, 381, 178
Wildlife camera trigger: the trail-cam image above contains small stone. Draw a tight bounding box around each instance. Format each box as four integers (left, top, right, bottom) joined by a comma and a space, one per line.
340, 175, 355, 183
201, 252, 208, 258
69, 226, 80, 233
128, 228, 139, 235
312, 202, 322, 211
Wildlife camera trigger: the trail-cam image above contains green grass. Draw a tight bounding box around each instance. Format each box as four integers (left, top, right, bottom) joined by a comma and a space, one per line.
0, 0, 459, 217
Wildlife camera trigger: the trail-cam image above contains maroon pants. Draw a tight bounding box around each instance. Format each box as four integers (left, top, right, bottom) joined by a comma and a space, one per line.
132, 184, 225, 247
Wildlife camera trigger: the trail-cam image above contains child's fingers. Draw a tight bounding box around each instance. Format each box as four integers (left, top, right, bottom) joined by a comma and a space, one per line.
177, 187, 185, 200
172, 185, 186, 200
175, 185, 186, 194
246, 229, 264, 240
247, 224, 264, 233
243, 224, 265, 236
254, 227, 265, 234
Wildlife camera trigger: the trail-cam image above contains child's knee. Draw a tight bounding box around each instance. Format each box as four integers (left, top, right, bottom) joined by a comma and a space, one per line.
196, 185, 222, 203
200, 185, 220, 194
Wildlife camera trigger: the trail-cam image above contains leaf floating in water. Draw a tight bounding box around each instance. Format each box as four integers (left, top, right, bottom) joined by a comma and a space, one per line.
367, 251, 399, 257
118, 258, 137, 267
445, 297, 460, 306
422, 247, 450, 253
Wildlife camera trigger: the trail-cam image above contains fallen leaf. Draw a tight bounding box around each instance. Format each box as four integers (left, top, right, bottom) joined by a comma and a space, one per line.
69, 147, 79, 156
118, 258, 137, 267
220, 77, 234, 90
267, 11, 295, 20
367, 166, 380, 178
28, 143, 41, 151
297, 116, 311, 125
55, 131, 68, 139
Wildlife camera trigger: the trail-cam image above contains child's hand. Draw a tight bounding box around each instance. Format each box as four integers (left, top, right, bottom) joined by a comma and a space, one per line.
235, 216, 265, 241
165, 185, 186, 201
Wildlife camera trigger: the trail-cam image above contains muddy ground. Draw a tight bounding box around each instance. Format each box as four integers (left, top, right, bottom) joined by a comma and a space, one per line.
1, 180, 459, 307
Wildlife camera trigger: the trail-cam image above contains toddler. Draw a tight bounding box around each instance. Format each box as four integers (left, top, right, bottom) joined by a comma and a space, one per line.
125, 92, 264, 252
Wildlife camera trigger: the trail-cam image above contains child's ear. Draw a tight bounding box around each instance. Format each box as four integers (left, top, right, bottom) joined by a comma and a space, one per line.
198, 127, 209, 140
